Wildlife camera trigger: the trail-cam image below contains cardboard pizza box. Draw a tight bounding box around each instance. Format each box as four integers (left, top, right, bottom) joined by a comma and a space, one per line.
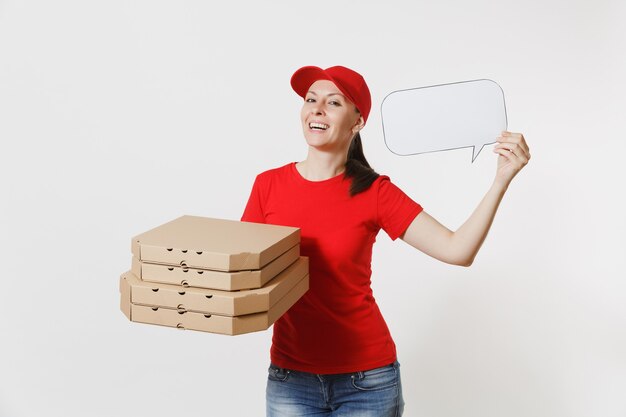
122, 257, 308, 316
131, 215, 300, 271
120, 271, 309, 336
131, 244, 300, 291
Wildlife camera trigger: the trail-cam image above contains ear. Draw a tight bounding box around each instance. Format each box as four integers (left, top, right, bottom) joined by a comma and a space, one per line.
352, 116, 365, 134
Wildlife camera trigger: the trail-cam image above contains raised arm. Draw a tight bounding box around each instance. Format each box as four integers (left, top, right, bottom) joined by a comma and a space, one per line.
400, 131, 530, 266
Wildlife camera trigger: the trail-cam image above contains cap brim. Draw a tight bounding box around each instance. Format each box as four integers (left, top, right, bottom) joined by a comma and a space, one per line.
290, 66, 335, 98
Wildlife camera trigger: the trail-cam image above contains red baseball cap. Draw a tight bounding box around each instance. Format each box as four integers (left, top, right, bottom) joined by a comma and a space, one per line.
290, 65, 372, 124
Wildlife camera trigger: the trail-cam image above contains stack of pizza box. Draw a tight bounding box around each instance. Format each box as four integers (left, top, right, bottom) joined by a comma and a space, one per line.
119, 215, 309, 335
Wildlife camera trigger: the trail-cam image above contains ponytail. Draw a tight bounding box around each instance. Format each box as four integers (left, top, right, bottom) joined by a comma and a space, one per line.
344, 132, 380, 196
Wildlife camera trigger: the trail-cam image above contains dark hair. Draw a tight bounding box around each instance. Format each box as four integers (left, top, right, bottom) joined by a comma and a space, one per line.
345, 132, 379, 196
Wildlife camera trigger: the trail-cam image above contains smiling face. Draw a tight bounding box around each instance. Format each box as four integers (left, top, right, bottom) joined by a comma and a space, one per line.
300, 79, 364, 153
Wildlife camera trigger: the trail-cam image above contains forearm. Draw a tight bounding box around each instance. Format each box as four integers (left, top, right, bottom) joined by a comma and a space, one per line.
450, 181, 508, 265
401, 132, 529, 266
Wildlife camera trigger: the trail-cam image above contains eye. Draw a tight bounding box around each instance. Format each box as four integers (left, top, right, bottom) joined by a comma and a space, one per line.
305, 97, 316, 103
329, 100, 342, 106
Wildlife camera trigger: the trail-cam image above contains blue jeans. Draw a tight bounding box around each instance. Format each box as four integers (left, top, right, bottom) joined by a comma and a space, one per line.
266, 361, 404, 416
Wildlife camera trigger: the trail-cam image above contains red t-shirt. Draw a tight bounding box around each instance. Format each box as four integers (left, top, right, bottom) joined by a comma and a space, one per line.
241, 162, 423, 374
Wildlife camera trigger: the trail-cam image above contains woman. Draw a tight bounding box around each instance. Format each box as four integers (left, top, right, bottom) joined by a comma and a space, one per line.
241, 65, 530, 417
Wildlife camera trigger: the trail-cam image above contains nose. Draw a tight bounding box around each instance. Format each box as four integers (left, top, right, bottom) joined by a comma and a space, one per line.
310, 101, 324, 115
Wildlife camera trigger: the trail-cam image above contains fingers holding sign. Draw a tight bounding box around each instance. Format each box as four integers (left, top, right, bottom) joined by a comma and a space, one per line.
492, 131, 531, 187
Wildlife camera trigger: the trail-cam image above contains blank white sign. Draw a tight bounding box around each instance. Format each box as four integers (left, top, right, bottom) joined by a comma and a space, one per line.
381, 79, 507, 162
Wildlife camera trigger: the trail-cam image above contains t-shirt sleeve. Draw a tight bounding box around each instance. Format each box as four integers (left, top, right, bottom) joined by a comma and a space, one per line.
241, 174, 266, 223
377, 176, 423, 241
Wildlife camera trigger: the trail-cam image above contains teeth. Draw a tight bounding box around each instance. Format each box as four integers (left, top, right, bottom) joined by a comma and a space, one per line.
309, 122, 329, 130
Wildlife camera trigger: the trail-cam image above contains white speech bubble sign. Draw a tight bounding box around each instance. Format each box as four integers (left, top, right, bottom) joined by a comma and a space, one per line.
381, 79, 507, 162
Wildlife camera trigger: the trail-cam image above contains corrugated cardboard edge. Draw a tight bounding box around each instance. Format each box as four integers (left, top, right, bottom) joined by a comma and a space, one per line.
266, 256, 309, 307
131, 237, 141, 263
230, 229, 301, 270
121, 274, 309, 335
131, 255, 142, 279
120, 274, 131, 320
255, 244, 300, 288
131, 216, 300, 271
120, 256, 309, 316
233, 273, 309, 334
132, 243, 301, 291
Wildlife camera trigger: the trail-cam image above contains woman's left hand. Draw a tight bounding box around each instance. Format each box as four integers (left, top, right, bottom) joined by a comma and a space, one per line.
492, 131, 531, 188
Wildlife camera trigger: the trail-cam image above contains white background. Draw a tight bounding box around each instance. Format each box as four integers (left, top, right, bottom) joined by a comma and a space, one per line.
1, 1, 624, 416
